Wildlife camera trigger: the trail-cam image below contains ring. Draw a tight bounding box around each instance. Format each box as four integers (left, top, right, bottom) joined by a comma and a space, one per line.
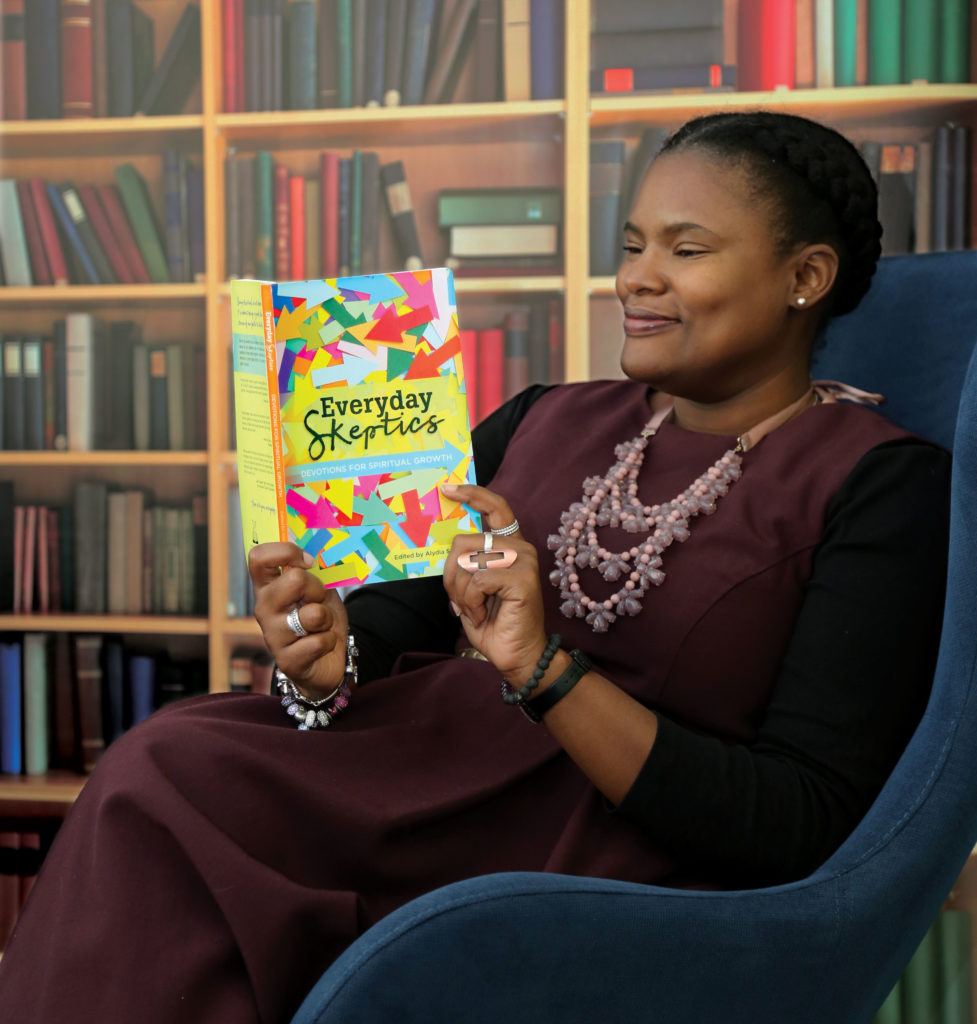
490, 519, 520, 537
286, 606, 308, 637
483, 531, 494, 551
458, 546, 518, 574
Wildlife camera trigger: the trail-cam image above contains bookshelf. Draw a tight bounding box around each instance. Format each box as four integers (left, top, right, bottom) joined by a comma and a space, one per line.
0, 1, 975, 811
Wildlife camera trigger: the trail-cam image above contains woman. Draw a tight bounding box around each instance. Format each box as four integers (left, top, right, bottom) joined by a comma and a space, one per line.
0, 112, 950, 1023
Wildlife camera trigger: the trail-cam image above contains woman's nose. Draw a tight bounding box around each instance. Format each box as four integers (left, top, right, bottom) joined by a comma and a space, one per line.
616, 249, 666, 296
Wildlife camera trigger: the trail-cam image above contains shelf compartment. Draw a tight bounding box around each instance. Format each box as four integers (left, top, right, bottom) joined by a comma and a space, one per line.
0, 285, 207, 307
0, 116, 205, 160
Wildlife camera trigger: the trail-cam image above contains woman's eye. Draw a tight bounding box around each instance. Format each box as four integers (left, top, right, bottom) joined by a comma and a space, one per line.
675, 248, 703, 258
621, 244, 642, 254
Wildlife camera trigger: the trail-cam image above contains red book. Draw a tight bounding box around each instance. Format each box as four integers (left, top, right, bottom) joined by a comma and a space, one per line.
235, 0, 245, 114
274, 162, 290, 280
76, 184, 135, 284
96, 184, 152, 284
21, 504, 37, 614
74, 634, 106, 773
222, 0, 239, 112
320, 151, 339, 278
289, 174, 306, 279
60, 0, 94, 118
1, 0, 27, 120
29, 179, 69, 286
35, 504, 49, 614
737, 0, 795, 92
476, 328, 504, 422
459, 328, 478, 425
15, 181, 53, 285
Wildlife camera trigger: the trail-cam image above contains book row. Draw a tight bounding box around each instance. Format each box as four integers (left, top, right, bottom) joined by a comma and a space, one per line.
0, 482, 208, 618
0, 319, 205, 453
0, 632, 209, 778
871, 908, 973, 1024
0, 824, 60, 954
0, 155, 204, 288
0, 0, 201, 121
589, 123, 973, 276
222, 0, 563, 114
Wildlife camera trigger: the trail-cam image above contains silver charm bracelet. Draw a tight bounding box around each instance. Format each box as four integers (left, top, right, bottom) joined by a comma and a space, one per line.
276, 633, 359, 730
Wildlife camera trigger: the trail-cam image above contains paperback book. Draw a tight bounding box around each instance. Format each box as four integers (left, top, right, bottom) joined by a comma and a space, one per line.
231, 267, 480, 588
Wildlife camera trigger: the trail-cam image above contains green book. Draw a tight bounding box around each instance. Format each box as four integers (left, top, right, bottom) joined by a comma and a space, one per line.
939, 909, 972, 1024
833, 0, 859, 87
872, 978, 902, 1024
113, 163, 170, 284
350, 148, 362, 275
902, 916, 942, 1023
254, 151, 274, 280
437, 188, 564, 228
868, 0, 902, 84
904, 0, 939, 82
941, 0, 972, 82
336, 0, 353, 108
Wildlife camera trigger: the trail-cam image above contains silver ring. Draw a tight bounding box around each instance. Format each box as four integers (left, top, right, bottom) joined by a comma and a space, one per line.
483, 531, 494, 551
286, 606, 308, 638
490, 519, 520, 537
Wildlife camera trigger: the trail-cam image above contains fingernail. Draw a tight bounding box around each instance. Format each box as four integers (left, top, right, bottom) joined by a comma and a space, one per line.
440, 483, 460, 494
449, 601, 461, 617
302, 551, 315, 567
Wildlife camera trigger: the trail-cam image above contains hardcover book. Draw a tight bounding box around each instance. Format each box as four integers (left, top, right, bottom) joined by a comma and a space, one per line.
231, 267, 480, 589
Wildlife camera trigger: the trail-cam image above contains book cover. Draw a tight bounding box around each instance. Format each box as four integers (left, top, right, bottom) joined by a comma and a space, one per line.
135, 1, 202, 115
60, 0, 94, 118
28, 179, 69, 286
113, 163, 170, 283
867, 0, 901, 83
15, 181, 52, 286
287, 0, 317, 109
736, 0, 795, 91
501, 0, 530, 100
438, 186, 562, 227
0, 180, 32, 286
231, 267, 480, 588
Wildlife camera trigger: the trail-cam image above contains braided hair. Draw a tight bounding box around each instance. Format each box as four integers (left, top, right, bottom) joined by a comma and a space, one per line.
660, 111, 882, 317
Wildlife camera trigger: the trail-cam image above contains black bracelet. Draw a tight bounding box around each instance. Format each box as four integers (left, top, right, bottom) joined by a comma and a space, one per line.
524, 649, 591, 719
501, 633, 562, 722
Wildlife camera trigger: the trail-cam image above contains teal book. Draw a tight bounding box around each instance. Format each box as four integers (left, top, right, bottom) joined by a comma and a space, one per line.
254, 151, 274, 280
867, 0, 902, 84
941, 0, 971, 82
114, 163, 170, 283
903, 0, 939, 82
337, 0, 353, 107
833, 0, 858, 87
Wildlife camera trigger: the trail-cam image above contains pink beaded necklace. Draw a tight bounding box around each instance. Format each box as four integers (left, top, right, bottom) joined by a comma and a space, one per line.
547, 387, 823, 633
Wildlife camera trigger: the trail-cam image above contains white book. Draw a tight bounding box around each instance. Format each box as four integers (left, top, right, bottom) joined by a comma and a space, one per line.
0, 179, 33, 286
65, 312, 96, 451
23, 633, 49, 776
814, 0, 835, 88
448, 223, 559, 258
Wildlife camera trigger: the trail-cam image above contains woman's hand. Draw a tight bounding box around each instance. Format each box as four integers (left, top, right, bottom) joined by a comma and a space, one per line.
441, 484, 549, 684
248, 542, 350, 698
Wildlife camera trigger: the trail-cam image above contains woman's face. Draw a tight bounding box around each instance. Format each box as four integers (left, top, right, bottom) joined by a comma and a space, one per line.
615, 148, 811, 405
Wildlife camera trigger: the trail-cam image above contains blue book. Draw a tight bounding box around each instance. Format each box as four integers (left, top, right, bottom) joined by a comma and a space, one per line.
25, 0, 61, 119
45, 182, 99, 285
128, 654, 157, 726
162, 149, 188, 283
530, 0, 563, 99
401, 0, 436, 105
0, 641, 23, 774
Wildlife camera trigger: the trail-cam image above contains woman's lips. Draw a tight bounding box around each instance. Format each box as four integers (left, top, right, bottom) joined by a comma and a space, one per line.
623, 310, 680, 335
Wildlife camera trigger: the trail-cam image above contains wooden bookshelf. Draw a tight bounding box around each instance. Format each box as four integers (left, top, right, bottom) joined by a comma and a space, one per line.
0, 0, 975, 810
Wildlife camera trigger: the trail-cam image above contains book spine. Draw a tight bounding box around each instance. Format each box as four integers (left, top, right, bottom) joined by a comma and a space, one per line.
338, 157, 351, 275
51, 632, 76, 768
867, 0, 902, 83
76, 184, 134, 284
274, 161, 291, 279
148, 346, 169, 449
270, 0, 283, 110
914, 138, 933, 254
42, 338, 55, 450
940, 0, 971, 82
364, 0, 388, 106
476, 327, 504, 421
29, 179, 69, 285
794, 0, 816, 88
238, 155, 256, 278
113, 163, 171, 283
349, 0, 367, 106
591, 63, 736, 92
318, 0, 339, 107
350, 149, 363, 274
91, 0, 108, 117
424, 0, 479, 104
132, 342, 150, 450
949, 125, 969, 251
379, 160, 423, 270
186, 163, 206, 281
44, 182, 96, 284
384, 0, 407, 105
223, 0, 239, 112
402, 0, 436, 105
136, 2, 202, 116
289, 174, 306, 279
903, 0, 939, 82
359, 151, 380, 274
64, 313, 95, 451
0, 642, 23, 774
501, 0, 530, 100
254, 151, 274, 279
163, 150, 188, 283
225, 157, 242, 278
0, 179, 32, 286
73, 634, 105, 772
60, 0, 94, 118
529, 0, 561, 100
503, 309, 530, 400
1, 0, 27, 120
106, 0, 136, 117
288, 0, 317, 109
320, 151, 340, 277
21, 336, 43, 451
3, 337, 25, 450
58, 183, 117, 284
21, 505, 36, 614
245, 0, 260, 110
336, 0, 353, 107
52, 318, 67, 449
304, 177, 320, 279
878, 143, 916, 255
128, 654, 156, 725
12, 507, 23, 612
15, 181, 52, 286
832, 0, 856, 86
473, 0, 501, 101
589, 139, 625, 276
931, 125, 951, 252
35, 503, 49, 612
95, 183, 152, 284
25, 0, 61, 119
259, 283, 288, 543
0, 484, 13, 613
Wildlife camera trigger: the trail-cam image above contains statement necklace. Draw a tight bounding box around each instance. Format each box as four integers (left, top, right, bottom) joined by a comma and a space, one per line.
547, 388, 821, 633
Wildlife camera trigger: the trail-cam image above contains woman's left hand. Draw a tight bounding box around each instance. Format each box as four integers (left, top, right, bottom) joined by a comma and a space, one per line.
441, 483, 549, 683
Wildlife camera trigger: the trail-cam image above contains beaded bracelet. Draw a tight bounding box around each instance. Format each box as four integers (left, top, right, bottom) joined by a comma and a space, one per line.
501, 633, 562, 723
276, 633, 358, 730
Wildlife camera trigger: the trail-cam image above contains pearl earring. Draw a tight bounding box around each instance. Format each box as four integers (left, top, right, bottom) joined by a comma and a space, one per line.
796, 297, 807, 307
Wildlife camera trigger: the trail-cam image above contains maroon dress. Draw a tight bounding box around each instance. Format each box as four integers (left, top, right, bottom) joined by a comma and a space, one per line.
0, 381, 925, 1023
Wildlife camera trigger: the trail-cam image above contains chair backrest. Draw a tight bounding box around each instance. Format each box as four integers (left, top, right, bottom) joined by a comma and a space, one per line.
808, 250, 977, 1014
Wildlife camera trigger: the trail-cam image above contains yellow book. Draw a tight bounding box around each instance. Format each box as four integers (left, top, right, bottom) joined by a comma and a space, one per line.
231, 267, 480, 588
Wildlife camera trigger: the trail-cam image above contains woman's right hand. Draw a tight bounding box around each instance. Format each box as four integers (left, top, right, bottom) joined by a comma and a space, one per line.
248, 542, 350, 698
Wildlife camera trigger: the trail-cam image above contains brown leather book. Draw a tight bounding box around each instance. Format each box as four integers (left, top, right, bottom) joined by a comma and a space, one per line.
73, 634, 105, 773
60, 0, 94, 118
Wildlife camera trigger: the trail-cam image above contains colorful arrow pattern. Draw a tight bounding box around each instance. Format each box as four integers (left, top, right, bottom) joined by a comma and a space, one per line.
269, 267, 479, 588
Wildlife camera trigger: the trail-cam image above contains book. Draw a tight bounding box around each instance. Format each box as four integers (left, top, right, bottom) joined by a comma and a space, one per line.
50, 631, 77, 769
65, 312, 102, 451
186, 163, 206, 280
29, 178, 69, 286
384, 0, 408, 104
438, 187, 562, 227
95, 183, 152, 284
162, 149, 189, 283
591, 64, 736, 93
255, 151, 274, 279
878, 143, 916, 255
814, 0, 834, 87
424, 0, 479, 104
591, 28, 724, 71
74, 479, 108, 613
92, 0, 108, 116
0, 481, 14, 612
271, 0, 285, 110
380, 160, 423, 270
949, 125, 969, 251
222, 0, 241, 112
0, 640, 22, 774
317, 0, 339, 107
502, 0, 530, 100
867, 0, 901, 83
128, 653, 157, 725
503, 309, 530, 399
3, 337, 25, 450
22, 632, 48, 776
288, 0, 317, 109
350, 0, 367, 107
589, 139, 626, 276
107, 489, 128, 614
44, 182, 99, 285
58, 182, 117, 284
60, 0, 94, 118
290, 174, 306, 280
476, 327, 504, 421
448, 223, 559, 258
320, 151, 340, 277
230, 267, 480, 587
136, 2, 202, 115
15, 181, 52, 286
274, 162, 290, 279
114, 163, 170, 283
25, 0, 61, 120
904, 0, 939, 83
363, 0, 388, 106
474, 0, 501, 101
402, 0, 437, 105
736, 0, 795, 92
20, 336, 43, 451
941, 0, 971, 82
360, 151, 380, 274
103, 638, 125, 744
0, 180, 32, 286
833, 0, 856, 87
76, 184, 134, 284
73, 634, 105, 772
304, 177, 320, 279
20, 504, 36, 613
591, 0, 723, 32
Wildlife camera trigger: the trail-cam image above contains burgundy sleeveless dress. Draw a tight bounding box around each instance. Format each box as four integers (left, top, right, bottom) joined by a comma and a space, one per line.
0, 381, 915, 1023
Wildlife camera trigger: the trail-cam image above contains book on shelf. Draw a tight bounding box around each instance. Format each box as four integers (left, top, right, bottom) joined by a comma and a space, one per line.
0, 481, 14, 613
591, 64, 736, 95
589, 139, 626, 277
135, 1, 201, 115
437, 187, 563, 228
60, 0, 94, 119
380, 160, 424, 270
114, 163, 171, 284
24, 0, 61, 120
448, 223, 559, 259
502, 0, 531, 100
736, 0, 795, 92
15, 181, 52, 286
106, 0, 155, 117
230, 267, 480, 588
0, 180, 32, 286
0, 640, 23, 774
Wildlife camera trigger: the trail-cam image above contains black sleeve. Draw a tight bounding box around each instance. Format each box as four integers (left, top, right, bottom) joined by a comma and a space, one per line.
615, 440, 951, 886
346, 385, 553, 683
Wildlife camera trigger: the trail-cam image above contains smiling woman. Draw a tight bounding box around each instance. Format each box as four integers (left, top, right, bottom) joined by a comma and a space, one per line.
0, 112, 952, 1024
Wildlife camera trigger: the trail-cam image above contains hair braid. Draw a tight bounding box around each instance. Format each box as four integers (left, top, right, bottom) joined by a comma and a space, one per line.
662, 112, 883, 317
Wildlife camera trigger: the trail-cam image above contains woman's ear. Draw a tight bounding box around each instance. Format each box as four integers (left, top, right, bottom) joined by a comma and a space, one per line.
790, 244, 840, 310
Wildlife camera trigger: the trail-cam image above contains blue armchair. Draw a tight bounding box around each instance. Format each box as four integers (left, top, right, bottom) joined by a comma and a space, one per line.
291, 251, 977, 1024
